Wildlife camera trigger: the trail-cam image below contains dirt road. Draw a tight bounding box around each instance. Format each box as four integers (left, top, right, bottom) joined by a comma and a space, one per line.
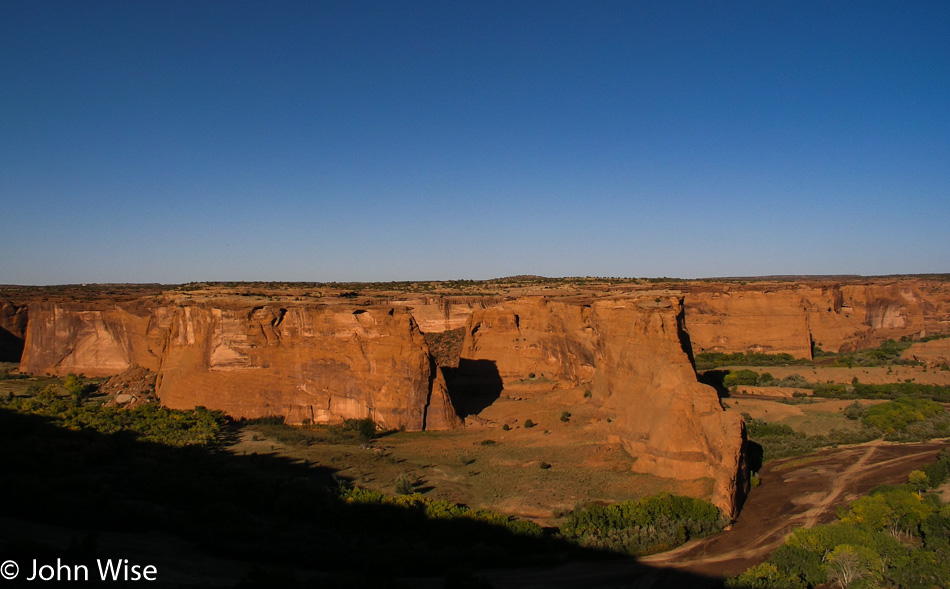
643, 440, 946, 577
485, 440, 948, 588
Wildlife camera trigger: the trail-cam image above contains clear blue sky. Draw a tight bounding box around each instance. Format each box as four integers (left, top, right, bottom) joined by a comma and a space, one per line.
2, 1, 948, 284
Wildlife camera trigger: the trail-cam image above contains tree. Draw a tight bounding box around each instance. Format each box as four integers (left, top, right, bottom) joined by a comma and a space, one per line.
826, 544, 881, 588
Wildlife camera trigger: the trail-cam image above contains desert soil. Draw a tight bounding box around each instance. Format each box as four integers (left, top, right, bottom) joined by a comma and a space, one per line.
231, 383, 710, 525
479, 439, 948, 588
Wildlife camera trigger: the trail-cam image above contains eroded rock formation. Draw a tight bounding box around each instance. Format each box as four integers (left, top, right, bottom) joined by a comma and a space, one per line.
13, 277, 949, 519
685, 280, 950, 358
19, 301, 460, 431
0, 302, 29, 362
454, 295, 746, 516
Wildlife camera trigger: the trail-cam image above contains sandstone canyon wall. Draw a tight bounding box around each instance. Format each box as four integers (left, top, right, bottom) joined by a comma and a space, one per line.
455, 295, 746, 516
19, 301, 460, 431
685, 280, 950, 358
15, 292, 747, 515
0, 302, 29, 362
13, 278, 949, 518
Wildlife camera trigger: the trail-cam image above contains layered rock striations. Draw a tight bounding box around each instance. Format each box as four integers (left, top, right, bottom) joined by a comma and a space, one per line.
156, 304, 460, 430
685, 280, 950, 358
20, 301, 460, 431
17, 278, 947, 518
454, 295, 746, 516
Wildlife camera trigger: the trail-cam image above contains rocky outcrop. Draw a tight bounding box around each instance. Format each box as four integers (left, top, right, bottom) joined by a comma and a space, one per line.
156, 304, 460, 430
18, 292, 747, 516
19, 301, 460, 431
0, 302, 29, 362
685, 281, 950, 358
454, 295, 746, 517
590, 299, 747, 518
18, 302, 167, 375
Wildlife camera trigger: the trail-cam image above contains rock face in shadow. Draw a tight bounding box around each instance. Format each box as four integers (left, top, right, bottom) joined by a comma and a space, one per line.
20, 301, 461, 431
0, 302, 29, 362
685, 281, 950, 358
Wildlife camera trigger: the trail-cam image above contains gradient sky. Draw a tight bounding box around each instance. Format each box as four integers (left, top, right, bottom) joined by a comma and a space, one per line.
2, 1, 948, 284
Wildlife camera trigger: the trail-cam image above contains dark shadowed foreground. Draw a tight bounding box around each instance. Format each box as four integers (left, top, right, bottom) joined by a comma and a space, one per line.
0, 408, 726, 588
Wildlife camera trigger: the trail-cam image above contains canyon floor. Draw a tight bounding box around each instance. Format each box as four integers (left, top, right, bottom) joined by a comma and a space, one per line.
231, 380, 711, 527
231, 362, 950, 527
2, 361, 949, 586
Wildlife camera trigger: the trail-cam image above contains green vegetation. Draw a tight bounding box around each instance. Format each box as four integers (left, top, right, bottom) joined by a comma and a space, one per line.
811, 381, 950, 402
394, 472, 417, 495
724, 369, 762, 387
700, 369, 811, 393
729, 451, 950, 588
247, 416, 378, 446
695, 352, 806, 371
745, 397, 950, 463
861, 397, 944, 433
824, 335, 948, 368
1, 384, 223, 446
0, 377, 590, 580
560, 493, 727, 556
704, 367, 950, 403
744, 415, 879, 462
697, 335, 950, 372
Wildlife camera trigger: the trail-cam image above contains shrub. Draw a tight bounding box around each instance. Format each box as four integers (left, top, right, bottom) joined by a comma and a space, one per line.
724, 369, 760, 388
843, 401, 865, 420
342, 418, 377, 442
394, 473, 416, 495
561, 493, 726, 556
862, 397, 944, 432
560, 411, 571, 422
523, 419, 537, 429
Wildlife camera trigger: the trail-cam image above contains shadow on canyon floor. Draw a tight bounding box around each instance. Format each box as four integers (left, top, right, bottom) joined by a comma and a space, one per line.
442, 359, 504, 419
0, 408, 728, 588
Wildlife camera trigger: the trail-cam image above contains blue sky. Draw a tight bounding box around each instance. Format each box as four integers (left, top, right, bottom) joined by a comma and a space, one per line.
2, 1, 947, 284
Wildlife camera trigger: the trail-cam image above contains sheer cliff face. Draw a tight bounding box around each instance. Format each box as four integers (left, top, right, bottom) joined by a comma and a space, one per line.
457, 296, 746, 516
19, 302, 168, 376
1, 302, 29, 362
588, 300, 746, 518
18, 294, 748, 515
20, 302, 460, 431
685, 281, 950, 358
157, 305, 460, 430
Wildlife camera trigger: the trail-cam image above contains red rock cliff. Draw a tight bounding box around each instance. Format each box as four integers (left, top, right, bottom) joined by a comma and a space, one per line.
0, 302, 29, 362
20, 301, 460, 430
453, 295, 746, 517
685, 280, 950, 358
